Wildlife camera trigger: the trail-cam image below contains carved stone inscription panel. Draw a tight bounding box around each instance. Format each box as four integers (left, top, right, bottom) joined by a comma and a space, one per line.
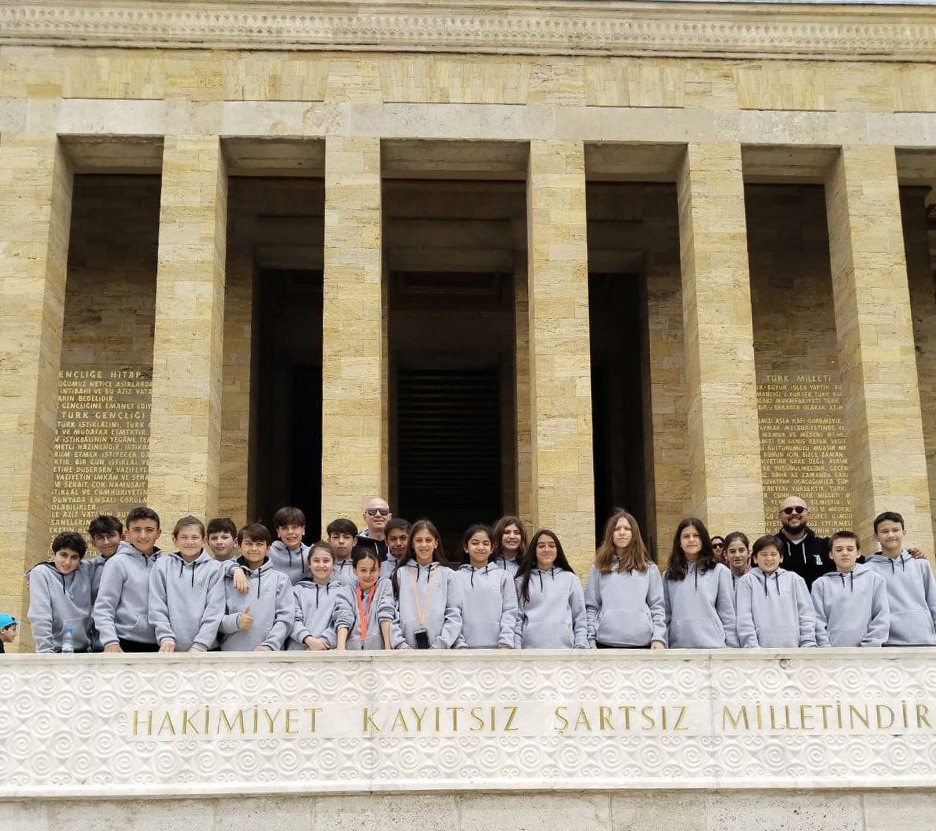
1, 651, 935, 797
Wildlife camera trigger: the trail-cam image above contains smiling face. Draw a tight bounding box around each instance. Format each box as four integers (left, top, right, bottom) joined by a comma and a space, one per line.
127, 519, 161, 556
464, 530, 493, 568
173, 524, 205, 562
277, 523, 305, 550
501, 523, 523, 556
355, 556, 380, 591
363, 499, 391, 537
91, 530, 122, 558
307, 547, 334, 584
778, 496, 809, 536
411, 529, 438, 566
535, 534, 558, 571
754, 544, 782, 575
726, 539, 750, 575
874, 520, 904, 556
52, 547, 82, 576
680, 525, 702, 562
240, 536, 269, 568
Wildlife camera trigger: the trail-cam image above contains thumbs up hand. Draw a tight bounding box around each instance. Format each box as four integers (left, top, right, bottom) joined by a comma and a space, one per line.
238, 605, 253, 631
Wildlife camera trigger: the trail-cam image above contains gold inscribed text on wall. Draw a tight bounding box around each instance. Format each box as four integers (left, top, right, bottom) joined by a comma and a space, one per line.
51, 367, 152, 534
758, 372, 851, 534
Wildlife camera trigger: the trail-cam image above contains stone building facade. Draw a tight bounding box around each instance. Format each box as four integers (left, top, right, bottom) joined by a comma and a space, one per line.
1, 0, 936, 647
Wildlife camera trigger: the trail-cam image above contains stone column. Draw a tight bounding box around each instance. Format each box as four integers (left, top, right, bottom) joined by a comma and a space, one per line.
526, 140, 595, 572
677, 143, 764, 534
321, 137, 385, 526
825, 146, 933, 551
147, 136, 227, 523
0, 134, 73, 648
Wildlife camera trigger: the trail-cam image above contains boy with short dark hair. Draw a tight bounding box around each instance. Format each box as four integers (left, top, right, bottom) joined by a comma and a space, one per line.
381, 517, 410, 579
327, 517, 358, 586
86, 515, 124, 646
736, 534, 816, 648
93, 506, 162, 653
269, 506, 309, 585
27, 531, 102, 653
811, 531, 889, 647
219, 523, 293, 651
206, 517, 239, 562
868, 512, 936, 646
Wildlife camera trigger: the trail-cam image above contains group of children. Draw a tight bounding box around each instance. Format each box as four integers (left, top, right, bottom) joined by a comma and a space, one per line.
20, 504, 936, 652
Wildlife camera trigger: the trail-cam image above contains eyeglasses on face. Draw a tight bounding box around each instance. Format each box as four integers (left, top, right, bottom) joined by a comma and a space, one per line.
781, 506, 806, 516
365, 508, 390, 517
712, 542, 724, 548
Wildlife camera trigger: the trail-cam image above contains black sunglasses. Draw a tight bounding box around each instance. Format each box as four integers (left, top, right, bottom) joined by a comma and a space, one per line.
781, 506, 806, 516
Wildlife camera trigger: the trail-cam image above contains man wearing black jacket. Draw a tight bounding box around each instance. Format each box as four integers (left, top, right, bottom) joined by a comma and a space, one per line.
775, 495, 834, 589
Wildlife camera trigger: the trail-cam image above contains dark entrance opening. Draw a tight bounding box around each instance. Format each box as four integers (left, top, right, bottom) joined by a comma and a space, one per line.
589, 272, 647, 547
253, 268, 323, 540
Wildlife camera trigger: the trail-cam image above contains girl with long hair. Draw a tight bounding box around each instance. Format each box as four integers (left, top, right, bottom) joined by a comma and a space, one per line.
491, 516, 528, 577
454, 524, 518, 649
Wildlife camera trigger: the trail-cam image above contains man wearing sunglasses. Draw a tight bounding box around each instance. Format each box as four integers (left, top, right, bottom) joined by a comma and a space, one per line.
775, 496, 834, 589
356, 497, 393, 562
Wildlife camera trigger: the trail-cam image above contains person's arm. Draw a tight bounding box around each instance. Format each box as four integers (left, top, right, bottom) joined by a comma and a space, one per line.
811, 582, 831, 648
290, 588, 311, 649
147, 560, 175, 650
435, 570, 463, 649
583, 566, 600, 648
921, 560, 936, 630
648, 566, 667, 649
863, 576, 890, 647
93, 557, 124, 651
794, 576, 817, 647
716, 567, 739, 648
498, 571, 519, 649
27, 569, 56, 653
192, 567, 226, 651
262, 576, 295, 651
569, 576, 589, 649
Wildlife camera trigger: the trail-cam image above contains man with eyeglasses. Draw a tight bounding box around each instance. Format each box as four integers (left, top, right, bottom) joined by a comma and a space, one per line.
775, 496, 834, 589
356, 497, 392, 562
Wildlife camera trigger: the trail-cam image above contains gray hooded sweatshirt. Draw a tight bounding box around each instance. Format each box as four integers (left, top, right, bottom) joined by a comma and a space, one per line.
584, 562, 666, 648
388, 561, 463, 649
219, 557, 293, 651
454, 563, 519, 649
336, 577, 396, 650
491, 554, 520, 578
93, 541, 159, 647
27, 559, 103, 653
267, 540, 309, 585
289, 579, 353, 649
331, 558, 356, 589
663, 562, 739, 648
736, 567, 816, 648
867, 551, 936, 646
515, 567, 588, 649
148, 550, 225, 651
811, 564, 889, 647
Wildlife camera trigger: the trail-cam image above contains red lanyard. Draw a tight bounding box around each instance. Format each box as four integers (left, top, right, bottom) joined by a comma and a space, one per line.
357, 584, 376, 642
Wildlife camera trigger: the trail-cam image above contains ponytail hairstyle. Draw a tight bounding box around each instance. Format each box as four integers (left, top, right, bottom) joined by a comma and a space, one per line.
595, 509, 651, 574
516, 529, 576, 604
664, 517, 717, 582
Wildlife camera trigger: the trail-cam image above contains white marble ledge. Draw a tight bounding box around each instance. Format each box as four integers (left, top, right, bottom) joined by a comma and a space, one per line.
2, 648, 936, 799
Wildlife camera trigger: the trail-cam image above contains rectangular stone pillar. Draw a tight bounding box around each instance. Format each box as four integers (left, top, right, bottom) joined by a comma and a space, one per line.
321, 137, 385, 526
147, 136, 227, 523
677, 143, 764, 534
0, 134, 73, 649
526, 140, 595, 572
825, 146, 933, 552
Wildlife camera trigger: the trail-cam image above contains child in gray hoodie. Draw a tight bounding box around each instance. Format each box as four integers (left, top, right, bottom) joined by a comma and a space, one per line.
268, 506, 310, 585
148, 516, 225, 652
736, 535, 816, 648
585, 511, 666, 649
515, 529, 588, 649
812, 531, 889, 647
27, 531, 104, 653
220, 523, 294, 651
388, 519, 463, 649
93, 506, 162, 652
663, 518, 738, 649
868, 511, 936, 646
289, 541, 353, 650
454, 524, 518, 649
491, 516, 527, 578
336, 549, 395, 650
